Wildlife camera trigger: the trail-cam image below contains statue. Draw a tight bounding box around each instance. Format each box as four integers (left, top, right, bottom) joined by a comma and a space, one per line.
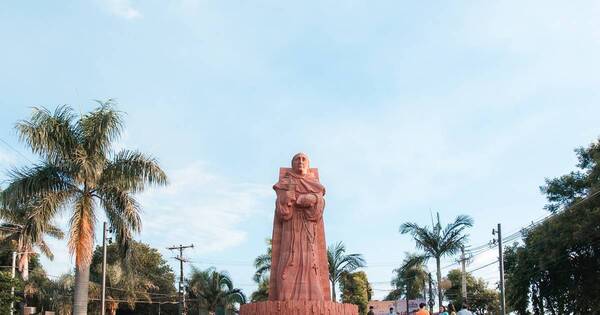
240, 153, 357, 315
269, 152, 330, 301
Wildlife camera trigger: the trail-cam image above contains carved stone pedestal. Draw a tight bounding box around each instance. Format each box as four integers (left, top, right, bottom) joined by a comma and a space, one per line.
239, 301, 358, 315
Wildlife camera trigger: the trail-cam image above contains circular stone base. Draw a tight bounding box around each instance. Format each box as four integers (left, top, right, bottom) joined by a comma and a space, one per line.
240, 301, 358, 315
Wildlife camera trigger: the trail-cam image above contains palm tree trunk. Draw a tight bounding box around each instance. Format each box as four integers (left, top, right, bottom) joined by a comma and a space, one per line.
436, 257, 442, 310
331, 280, 337, 302
73, 263, 91, 315
22, 254, 29, 281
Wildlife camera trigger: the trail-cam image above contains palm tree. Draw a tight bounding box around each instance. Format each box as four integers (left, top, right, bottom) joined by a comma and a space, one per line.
253, 238, 271, 283
0, 197, 64, 281
49, 273, 75, 315
187, 267, 246, 314
390, 253, 428, 302
327, 242, 366, 302
1, 102, 168, 315
399, 213, 473, 309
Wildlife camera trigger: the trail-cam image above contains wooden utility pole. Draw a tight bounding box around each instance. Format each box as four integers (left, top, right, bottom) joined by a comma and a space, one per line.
461, 247, 467, 304
101, 222, 110, 315
168, 244, 194, 315
494, 224, 506, 315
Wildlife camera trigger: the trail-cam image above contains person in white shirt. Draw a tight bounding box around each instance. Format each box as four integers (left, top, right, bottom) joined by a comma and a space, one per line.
456, 303, 473, 315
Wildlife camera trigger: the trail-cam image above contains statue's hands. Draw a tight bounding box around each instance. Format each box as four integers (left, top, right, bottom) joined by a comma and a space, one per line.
296, 194, 317, 207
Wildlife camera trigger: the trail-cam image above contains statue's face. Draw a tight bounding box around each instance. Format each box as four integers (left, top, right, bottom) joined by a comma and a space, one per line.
292, 154, 309, 175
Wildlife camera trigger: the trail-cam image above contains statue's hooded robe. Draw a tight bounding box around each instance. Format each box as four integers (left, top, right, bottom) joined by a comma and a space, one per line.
268, 168, 331, 301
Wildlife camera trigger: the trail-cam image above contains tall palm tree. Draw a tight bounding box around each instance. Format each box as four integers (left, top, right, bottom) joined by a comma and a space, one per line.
253, 238, 271, 283
187, 267, 246, 314
0, 196, 64, 281
399, 213, 473, 309
327, 242, 366, 302
1, 102, 167, 315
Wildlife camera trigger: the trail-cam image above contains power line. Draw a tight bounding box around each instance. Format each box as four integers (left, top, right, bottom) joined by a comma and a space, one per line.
0, 137, 33, 164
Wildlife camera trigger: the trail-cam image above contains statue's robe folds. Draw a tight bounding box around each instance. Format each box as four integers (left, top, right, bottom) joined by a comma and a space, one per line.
268, 168, 331, 301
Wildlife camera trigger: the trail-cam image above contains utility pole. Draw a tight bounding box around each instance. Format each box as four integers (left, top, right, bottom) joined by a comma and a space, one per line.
427, 272, 434, 311
168, 244, 194, 315
405, 283, 409, 315
11, 251, 16, 315
461, 247, 467, 304
493, 224, 506, 315
101, 222, 112, 315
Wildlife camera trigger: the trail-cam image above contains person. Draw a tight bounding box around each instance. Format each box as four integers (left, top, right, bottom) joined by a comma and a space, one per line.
439, 306, 449, 315
388, 307, 395, 315
448, 304, 457, 315
367, 306, 375, 315
415, 303, 430, 315
456, 303, 473, 315
269, 153, 330, 301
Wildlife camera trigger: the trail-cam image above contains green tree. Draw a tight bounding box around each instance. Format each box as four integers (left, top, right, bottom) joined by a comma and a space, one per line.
386, 253, 427, 301
327, 242, 367, 302
89, 240, 177, 313
47, 273, 75, 315
445, 269, 499, 314
187, 267, 246, 315
1, 103, 168, 314
0, 196, 64, 281
340, 271, 372, 315
0, 271, 21, 315
250, 278, 269, 303
400, 213, 473, 308
503, 139, 600, 314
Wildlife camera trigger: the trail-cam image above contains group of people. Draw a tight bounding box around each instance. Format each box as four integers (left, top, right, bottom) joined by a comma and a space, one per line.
367, 302, 474, 315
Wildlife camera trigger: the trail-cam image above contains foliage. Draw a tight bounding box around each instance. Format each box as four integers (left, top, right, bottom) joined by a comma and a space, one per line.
47, 273, 75, 315
444, 269, 499, 315
327, 242, 367, 302
504, 139, 600, 314
386, 253, 427, 301
253, 238, 271, 283
340, 271, 371, 315
250, 278, 269, 303
1, 102, 167, 314
89, 240, 177, 312
0, 193, 64, 280
0, 271, 21, 314
399, 213, 473, 308
187, 267, 246, 314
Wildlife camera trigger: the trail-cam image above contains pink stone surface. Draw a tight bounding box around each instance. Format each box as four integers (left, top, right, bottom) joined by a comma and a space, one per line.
240, 301, 358, 315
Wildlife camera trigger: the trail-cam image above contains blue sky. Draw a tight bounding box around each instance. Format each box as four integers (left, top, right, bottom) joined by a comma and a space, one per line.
1, 0, 600, 300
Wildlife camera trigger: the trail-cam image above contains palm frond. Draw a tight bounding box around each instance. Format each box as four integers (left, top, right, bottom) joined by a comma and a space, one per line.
97, 189, 141, 253
78, 99, 123, 159
15, 105, 79, 163
3, 163, 77, 208
99, 150, 168, 193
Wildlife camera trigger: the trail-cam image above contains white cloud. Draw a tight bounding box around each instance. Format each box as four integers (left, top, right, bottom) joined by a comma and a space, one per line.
138, 162, 272, 253
102, 0, 142, 19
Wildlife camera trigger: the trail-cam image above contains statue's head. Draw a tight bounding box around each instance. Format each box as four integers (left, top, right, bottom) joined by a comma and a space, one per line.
291, 153, 309, 176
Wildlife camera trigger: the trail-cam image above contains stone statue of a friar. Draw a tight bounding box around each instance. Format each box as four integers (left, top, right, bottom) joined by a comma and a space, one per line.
239, 153, 357, 315
269, 152, 331, 301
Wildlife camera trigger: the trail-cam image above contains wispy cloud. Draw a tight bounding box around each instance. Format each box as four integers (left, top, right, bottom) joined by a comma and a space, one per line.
102, 0, 142, 19
138, 162, 272, 253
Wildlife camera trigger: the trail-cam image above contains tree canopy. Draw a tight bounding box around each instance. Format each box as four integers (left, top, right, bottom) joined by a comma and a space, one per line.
504, 139, 600, 314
